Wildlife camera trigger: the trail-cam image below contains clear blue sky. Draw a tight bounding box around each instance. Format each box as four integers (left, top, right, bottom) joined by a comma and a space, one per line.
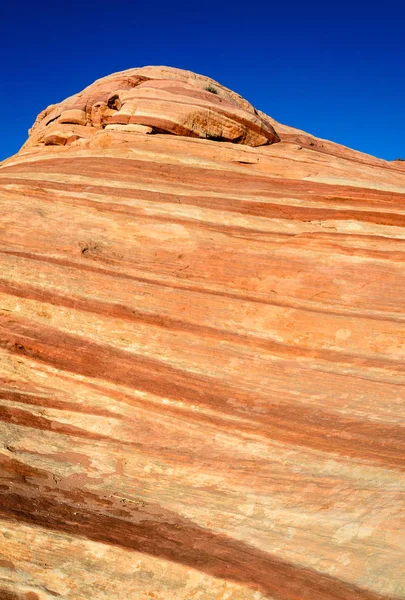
1, 0, 404, 161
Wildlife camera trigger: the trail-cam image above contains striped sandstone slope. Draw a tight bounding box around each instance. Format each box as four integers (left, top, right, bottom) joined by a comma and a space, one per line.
0, 66, 405, 600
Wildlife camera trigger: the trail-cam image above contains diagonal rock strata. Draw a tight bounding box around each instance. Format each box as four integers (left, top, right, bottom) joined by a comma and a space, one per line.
1, 66, 405, 600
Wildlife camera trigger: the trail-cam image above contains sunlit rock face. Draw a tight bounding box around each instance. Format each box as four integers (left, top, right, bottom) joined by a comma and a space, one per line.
1, 66, 405, 600
24, 66, 280, 149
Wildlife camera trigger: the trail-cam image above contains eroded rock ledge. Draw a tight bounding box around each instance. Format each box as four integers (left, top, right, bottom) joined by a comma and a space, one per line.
25, 66, 280, 150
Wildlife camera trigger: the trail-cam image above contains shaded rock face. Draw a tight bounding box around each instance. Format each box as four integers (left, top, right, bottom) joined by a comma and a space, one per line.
25, 66, 279, 149
1, 66, 405, 600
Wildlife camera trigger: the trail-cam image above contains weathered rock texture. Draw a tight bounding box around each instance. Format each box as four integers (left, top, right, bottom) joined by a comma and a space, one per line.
1, 66, 405, 600
24, 66, 279, 149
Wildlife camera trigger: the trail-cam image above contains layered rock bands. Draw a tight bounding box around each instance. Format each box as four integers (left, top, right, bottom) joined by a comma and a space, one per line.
1, 66, 405, 600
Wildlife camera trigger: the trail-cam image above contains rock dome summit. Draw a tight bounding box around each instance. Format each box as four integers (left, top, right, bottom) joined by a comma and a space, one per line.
1, 66, 405, 600
24, 66, 280, 149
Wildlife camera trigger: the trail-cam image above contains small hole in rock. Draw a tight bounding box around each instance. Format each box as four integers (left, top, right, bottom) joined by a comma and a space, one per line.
107, 95, 121, 110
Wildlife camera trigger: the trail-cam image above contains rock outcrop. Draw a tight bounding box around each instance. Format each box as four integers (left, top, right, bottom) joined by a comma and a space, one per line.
24, 66, 279, 150
1, 66, 405, 600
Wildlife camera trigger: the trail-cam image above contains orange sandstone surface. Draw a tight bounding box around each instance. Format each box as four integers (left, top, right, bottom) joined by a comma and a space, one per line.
0, 66, 405, 600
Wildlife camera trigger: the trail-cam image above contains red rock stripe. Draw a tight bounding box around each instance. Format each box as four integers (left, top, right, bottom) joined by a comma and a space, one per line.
1, 316, 405, 469
1, 249, 405, 325
3, 156, 405, 203
0, 387, 119, 419
1, 276, 404, 368
0, 588, 32, 600
3, 174, 405, 229
0, 457, 395, 600
0, 405, 122, 444
79, 376, 405, 483
2, 174, 405, 212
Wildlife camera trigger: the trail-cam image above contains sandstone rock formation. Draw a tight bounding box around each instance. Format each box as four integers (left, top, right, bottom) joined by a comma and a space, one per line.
23, 67, 279, 150
1, 66, 405, 600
